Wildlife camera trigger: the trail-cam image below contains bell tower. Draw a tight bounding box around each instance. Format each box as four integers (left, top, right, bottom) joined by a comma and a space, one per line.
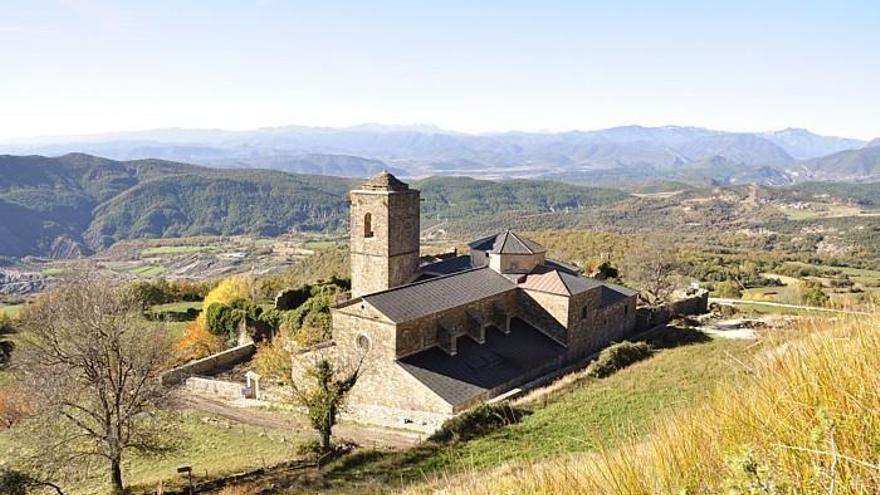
349, 171, 420, 298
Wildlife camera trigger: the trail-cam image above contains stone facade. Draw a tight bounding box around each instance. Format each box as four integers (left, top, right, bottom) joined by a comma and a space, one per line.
349, 177, 420, 298
291, 172, 644, 431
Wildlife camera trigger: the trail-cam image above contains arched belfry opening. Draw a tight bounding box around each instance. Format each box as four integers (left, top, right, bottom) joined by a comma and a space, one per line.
364, 212, 374, 238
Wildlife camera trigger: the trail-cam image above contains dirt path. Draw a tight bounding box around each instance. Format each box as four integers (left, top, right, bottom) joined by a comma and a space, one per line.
169, 392, 423, 450
709, 297, 872, 315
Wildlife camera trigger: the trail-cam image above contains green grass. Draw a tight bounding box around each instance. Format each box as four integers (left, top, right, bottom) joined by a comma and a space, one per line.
150, 301, 203, 313
163, 321, 190, 343
0, 410, 303, 495
128, 265, 166, 277
0, 303, 22, 316
725, 301, 835, 316
40, 267, 70, 276
303, 240, 337, 250
285, 333, 753, 493
140, 245, 209, 256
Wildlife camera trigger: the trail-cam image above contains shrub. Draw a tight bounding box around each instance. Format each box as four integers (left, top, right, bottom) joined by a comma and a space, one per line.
205, 302, 247, 343
585, 341, 653, 378
800, 281, 830, 307
714, 280, 743, 298
175, 320, 225, 362
0, 313, 15, 335
429, 403, 529, 444
252, 333, 293, 384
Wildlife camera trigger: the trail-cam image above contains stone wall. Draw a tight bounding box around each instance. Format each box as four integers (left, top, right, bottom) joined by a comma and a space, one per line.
488, 251, 545, 274
349, 188, 420, 297
184, 376, 245, 400
395, 290, 518, 357
565, 291, 637, 360
160, 343, 255, 385
517, 289, 569, 344
306, 306, 454, 418
635, 289, 709, 331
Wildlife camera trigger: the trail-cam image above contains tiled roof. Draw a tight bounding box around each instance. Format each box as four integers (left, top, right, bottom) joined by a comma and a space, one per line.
488, 230, 546, 255
360, 171, 410, 192
398, 318, 566, 407
361, 268, 515, 323
519, 270, 603, 296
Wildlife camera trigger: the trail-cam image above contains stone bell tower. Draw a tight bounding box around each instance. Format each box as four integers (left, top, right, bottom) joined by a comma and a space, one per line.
349, 171, 420, 298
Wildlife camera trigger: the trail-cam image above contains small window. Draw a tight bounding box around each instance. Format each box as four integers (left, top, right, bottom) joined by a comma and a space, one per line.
624, 305, 628, 315
364, 212, 374, 238
581, 306, 588, 320
356, 334, 371, 352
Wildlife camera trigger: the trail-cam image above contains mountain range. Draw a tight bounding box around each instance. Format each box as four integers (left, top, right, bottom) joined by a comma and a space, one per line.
2, 124, 876, 185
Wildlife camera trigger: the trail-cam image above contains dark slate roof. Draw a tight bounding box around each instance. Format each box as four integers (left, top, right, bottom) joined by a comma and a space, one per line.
544, 258, 581, 275
361, 268, 515, 323
488, 230, 546, 255
601, 283, 638, 306
420, 255, 475, 276
559, 272, 604, 295
467, 234, 499, 251
361, 171, 410, 192
398, 318, 566, 406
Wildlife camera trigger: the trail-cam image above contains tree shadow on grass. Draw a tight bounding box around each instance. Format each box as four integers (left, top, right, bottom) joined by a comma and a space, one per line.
635, 324, 712, 350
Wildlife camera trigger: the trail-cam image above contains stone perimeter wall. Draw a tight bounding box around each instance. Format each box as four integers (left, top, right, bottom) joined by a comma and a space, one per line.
636, 289, 709, 331
160, 343, 256, 385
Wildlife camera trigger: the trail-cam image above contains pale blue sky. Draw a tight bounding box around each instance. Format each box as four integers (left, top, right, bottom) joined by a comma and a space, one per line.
1, 0, 878, 140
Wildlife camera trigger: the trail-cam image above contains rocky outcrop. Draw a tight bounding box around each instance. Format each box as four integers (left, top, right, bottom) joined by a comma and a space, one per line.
48, 236, 87, 259
0, 269, 48, 296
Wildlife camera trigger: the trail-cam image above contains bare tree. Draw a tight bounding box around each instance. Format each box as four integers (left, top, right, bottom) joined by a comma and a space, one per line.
621, 235, 680, 306
17, 274, 172, 495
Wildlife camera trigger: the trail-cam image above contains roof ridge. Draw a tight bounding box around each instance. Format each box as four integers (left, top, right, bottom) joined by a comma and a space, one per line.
510, 231, 535, 254
554, 270, 575, 295
361, 266, 495, 300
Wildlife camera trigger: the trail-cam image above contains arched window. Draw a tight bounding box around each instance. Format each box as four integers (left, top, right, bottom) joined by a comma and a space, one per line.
364, 212, 374, 238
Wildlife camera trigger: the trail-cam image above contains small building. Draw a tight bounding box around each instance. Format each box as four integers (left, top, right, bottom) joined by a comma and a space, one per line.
293, 172, 638, 429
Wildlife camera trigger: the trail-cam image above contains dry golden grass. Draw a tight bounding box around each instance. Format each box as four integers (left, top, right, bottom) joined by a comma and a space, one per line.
410, 315, 880, 495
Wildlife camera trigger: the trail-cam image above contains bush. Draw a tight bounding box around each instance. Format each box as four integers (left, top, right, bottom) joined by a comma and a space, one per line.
0, 313, 14, 335
429, 403, 529, 444
714, 280, 742, 298
175, 320, 225, 362
800, 281, 830, 307
204, 302, 246, 343
586, 341, 654, 378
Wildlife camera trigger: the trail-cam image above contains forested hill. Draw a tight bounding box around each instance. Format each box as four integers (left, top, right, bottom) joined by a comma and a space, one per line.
0, 154, 625, 258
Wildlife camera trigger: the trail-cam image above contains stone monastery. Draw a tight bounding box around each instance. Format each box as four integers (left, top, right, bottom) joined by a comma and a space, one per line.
295, 171, 638, 429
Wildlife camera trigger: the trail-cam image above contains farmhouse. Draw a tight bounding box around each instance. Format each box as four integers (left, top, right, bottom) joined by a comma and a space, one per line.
294, 172, 638, 428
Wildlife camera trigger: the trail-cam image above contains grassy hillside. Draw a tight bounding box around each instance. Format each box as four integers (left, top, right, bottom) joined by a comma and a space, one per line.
0, 154, 629, 258
414, 176, 626, 219
407, 315, 879, 495
211, 326, 754, 494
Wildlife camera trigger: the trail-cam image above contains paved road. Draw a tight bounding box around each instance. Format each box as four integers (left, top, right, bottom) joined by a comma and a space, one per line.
709, 298, 872, 316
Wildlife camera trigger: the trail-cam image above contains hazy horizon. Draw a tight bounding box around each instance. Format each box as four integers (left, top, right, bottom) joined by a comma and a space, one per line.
0, 121, 871, 146
2, 1, 878, 141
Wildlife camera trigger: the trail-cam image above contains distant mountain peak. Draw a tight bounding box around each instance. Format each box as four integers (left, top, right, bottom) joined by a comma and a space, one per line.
866, 138, 880, 149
